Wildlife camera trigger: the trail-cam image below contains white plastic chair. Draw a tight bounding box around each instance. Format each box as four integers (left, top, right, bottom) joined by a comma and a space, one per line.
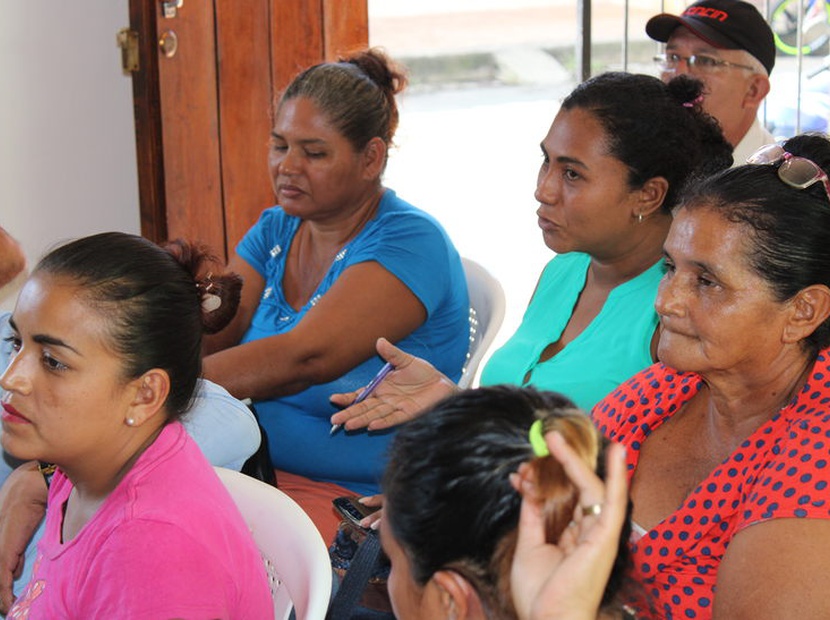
458, 257, 507, 389
214, 467, 332, 620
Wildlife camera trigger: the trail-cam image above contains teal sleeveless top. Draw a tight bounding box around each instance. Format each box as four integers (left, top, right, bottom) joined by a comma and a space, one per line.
480, 252, 662, 411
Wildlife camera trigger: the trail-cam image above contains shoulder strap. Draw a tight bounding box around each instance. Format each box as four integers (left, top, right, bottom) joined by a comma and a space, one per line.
326, 529, 383, 620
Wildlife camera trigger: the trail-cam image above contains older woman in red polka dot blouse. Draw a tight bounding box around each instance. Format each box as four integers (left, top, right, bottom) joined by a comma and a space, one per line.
592, 133, 830, 619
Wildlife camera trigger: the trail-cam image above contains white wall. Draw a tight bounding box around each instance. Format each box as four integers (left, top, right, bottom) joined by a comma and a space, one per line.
0, 2, 140, 310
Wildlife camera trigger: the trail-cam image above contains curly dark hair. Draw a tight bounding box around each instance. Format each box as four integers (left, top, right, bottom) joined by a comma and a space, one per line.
561, 72, 733, 212
383, 385, 631, 619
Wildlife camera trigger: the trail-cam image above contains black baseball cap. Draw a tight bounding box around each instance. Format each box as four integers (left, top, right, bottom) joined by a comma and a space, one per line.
646, 0, 775, 75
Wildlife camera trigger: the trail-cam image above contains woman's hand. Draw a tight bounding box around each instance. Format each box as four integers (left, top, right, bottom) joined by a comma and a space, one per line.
0, 461, 48, 614
357, 494, 384, 530
510, 432, 628, 620
329, 338, 459, 431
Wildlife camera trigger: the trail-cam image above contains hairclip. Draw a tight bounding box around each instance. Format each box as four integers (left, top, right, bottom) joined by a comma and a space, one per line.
529, 419, 550, 457
683, 94, 704, 108
197, 272, 222, 313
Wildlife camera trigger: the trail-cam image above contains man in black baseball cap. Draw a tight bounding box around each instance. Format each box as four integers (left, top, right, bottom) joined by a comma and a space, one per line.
646, 0, 776, 163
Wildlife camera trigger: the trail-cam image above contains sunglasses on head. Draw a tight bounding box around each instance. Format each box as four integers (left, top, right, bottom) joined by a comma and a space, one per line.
746, 143, 830, 203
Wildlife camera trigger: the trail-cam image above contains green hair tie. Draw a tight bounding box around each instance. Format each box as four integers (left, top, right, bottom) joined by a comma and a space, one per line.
528, 419, 550, 457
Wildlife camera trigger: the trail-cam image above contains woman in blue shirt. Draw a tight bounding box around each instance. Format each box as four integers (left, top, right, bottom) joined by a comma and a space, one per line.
202, 49, 469, 541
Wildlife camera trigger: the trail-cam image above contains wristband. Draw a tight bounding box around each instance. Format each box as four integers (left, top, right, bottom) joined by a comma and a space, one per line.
37, 461, 57, 489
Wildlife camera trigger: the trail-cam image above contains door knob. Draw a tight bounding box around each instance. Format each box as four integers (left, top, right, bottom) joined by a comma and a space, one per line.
159, 30, 178, 58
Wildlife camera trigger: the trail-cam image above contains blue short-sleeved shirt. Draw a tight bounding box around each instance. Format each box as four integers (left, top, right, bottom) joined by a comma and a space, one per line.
236, 189, 469, 495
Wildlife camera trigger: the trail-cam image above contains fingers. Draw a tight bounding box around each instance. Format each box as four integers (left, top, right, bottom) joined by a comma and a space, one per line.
358, 494, 384, 508
0, 556, 21, 615
329, 389, 362, 408
0, 563, 15, 615
360, 512, 382, 530
510, 433, 628, 620
359, 508, 384, 530
546, 431, 606, 507
329, 396, 380, 426
0, 587, 12, 615
375, 337, 412, 368
365, 407, 418, 431
329, 337, 408, 429
601, 442, 629, 530
547, 432, 628, 531
327, 336, 404, 410
330, 399, 401, 431
510, 463, 541, 501
355, 494, 385, 530
513, 466, 548, 551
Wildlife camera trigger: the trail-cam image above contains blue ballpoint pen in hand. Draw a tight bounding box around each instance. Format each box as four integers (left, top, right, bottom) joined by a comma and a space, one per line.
330, 361, 395, 435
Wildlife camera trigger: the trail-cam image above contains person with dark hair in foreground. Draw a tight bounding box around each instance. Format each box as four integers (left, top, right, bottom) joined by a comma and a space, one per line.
381, 385, 632, 620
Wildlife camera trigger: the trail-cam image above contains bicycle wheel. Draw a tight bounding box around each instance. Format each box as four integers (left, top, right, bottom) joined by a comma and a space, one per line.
771, 0, 830, 55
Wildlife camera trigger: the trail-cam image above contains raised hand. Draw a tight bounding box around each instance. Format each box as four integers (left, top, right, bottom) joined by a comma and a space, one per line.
510, 432, 628, 620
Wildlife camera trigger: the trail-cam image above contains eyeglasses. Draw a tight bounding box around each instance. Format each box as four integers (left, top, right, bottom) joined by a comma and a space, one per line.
653, 52, 756, 75
746, 143, 830, 203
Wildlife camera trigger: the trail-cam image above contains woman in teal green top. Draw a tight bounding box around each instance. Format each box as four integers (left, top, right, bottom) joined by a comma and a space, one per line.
330, 72, 733, 427
480, 253, 664, 410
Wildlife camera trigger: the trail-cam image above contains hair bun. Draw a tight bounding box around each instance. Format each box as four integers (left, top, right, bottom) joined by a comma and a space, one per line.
196, 273, 222, 312
666, 74, 705, 110
163, 239, 242, 334
196, 270, 242, 334
344, 48, 408, 96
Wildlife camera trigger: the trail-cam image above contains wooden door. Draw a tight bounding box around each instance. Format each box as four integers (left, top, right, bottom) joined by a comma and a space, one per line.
128, 0, 368, 260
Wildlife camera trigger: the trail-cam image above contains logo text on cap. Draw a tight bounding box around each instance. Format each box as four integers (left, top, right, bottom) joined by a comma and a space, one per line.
683, 6, 729, 22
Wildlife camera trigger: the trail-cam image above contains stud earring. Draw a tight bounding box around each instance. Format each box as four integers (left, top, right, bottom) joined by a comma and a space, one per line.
637, 213, 644, 224
126, 418, 135, 426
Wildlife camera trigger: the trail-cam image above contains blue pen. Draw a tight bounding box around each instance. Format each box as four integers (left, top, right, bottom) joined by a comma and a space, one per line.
330, 361, 394, 435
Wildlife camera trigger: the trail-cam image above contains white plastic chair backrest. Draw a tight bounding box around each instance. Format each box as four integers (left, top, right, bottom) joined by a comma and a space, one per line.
214, 467, 332, 620
458, 257, 507, 389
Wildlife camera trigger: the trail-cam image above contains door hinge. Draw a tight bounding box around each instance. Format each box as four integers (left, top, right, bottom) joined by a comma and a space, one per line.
117, 28, 139, 75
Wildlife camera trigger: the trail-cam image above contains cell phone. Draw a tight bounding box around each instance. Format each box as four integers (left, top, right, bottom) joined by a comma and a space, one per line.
333, 495, 380, 529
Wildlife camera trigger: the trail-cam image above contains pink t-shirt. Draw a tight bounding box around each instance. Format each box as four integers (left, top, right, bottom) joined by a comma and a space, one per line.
8, 422, 273, 620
